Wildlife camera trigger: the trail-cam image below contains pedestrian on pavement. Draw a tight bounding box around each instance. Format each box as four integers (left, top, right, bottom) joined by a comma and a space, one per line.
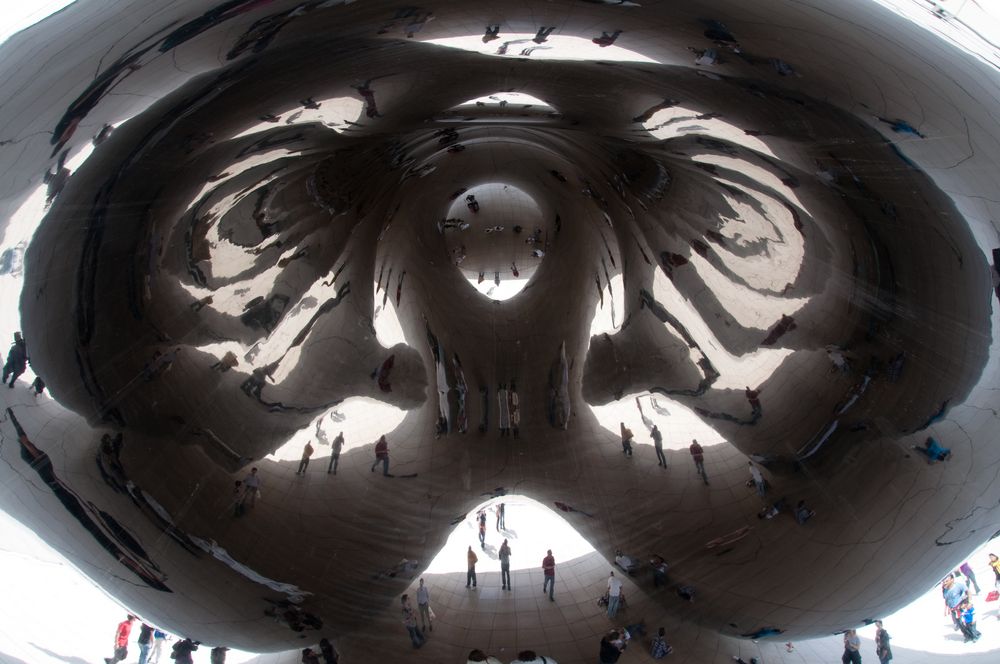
104, 614, 135, 664
416, 578, 433, 632
499, 539, 512, 590
690, 439, 708, 484
467, 546, 479, 588
542, 549, 555, 601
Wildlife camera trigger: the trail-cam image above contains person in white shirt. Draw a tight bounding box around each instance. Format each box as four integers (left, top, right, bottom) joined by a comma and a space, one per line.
607, 571, 624, 618
416, 578, 433, 632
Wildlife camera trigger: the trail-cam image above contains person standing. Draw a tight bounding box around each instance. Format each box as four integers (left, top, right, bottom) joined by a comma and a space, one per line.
542, 549, 555, 601
370, 435, 389, 475
874, 620, 892, 663
2, 332, 27, 388
606, 571, 624, 618
400, 594, 425, 648
209, 647, 228, 664
478, 510, 487, 548
841, 628, 861, 664
959, 598, 981, 642
170, 639, 198, 664
689, 439, 708, 484
104, 614, 136, 664
990, 552, 1000, 589
416, 578, 433, 632
150, 629, 168, 664
748, 462, 766, 498
619, 422, 634, 457
466, 546, 478, 588
499, 539, 512, 590
242, 467, 260, 509
137, 623, 154, 664
651, 425, 666, 467
327, 432, 344, 474
297, 441, 314, 475
959, 560, 981, 595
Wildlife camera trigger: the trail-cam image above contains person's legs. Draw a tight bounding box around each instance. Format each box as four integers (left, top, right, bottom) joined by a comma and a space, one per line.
466, 568, 474, 587
1, 362, 10, 383
418, 603, 430, 631
607, 595, 619, 618
501, 565, 510, 589
471, 568, 477, 587
543, 575, 554, 599
406, 625, 420, 647
138, 643, 150, 664
967, 571, 981, 594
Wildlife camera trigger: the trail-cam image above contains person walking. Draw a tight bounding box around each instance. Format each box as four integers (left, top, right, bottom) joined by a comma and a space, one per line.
748, 461, 766, 498
104, 614, 136, 664
990, 552, 1000, 589
478, 509, 487, 548
874, 620, 892, 663
327, 432, 344, 474
466, 546, 479, 588
2, 332, 27, 388
400, 595, 425, 648
959, 560, 981, 595
689, 439, 708, 484
606, 571, 623, 618
136, 623, 154, 664
416, 578, 433, 632
651, 425, 666, 467
499, 539, 512, 590
841, 628, 861, 664
149, 629, 168, 664
497, 502, 506, 530
542, 549, 555, 601
370, 435, 389, 475
296, 441, 314, 475
242, 467, 260, 509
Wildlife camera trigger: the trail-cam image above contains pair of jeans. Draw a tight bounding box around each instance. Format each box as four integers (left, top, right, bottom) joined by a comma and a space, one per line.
543, 575, 554, 599
841, 650, 861, 664
607, 595, 620, 618
405, 625, 425, 647
655, 446, 667, 466
138, 643, 151, 664
501, 563, 511, 589
327, 454, 339, 473
371, 457, 389, 475
466, 567, 477, 587
297, 457, 310, 473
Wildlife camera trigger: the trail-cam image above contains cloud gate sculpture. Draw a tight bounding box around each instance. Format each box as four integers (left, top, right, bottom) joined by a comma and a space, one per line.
1, 1, 999, 661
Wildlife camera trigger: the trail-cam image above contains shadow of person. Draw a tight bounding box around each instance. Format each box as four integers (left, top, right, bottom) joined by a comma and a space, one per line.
500, 527, 518, 539
27, 645, 88, 664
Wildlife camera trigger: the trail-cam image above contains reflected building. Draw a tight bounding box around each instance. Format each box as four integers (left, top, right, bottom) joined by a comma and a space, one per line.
0, 1, 998, 662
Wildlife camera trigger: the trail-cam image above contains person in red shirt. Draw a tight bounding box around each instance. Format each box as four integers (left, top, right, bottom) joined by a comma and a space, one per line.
104, 614, 135, 663
370, 435, 389, 476
542, 550, 556, 601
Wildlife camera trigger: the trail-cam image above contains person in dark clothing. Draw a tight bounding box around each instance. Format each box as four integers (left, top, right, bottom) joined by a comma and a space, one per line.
136, 623, 153, 664
171, 639, 198, 664
301, 648, 322, 664
2, 332, 27, 388
210, 646, 228, 664
318, 637, 339, 663
599, 630, 624, 663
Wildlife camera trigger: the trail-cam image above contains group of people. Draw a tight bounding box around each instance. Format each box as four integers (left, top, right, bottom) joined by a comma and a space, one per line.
841, 621, 893, 664
102, 614, 224, 664
942, 570, 982, 643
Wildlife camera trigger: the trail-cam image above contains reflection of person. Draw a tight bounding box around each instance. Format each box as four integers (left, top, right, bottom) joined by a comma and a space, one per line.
137, 623, 153, 664
466, 546, 478, 588
989, 553, 1000, 588
2, 332, 27, 388
370, 436, 389, 475
242, 467, 260, 508
542, 549, 555, 600
499, 539, 512, 590
874, 620, 892, 663
297, 441, 314, 475
651, 425, 666, 467
104, 614, 135, 664
749, 462, 766, 498
619, 423, 634, 456
327, 433, 344, 474
841, 629, 861, 664
607, 572, 623, 618
150, 630, 168, 664
416, 578, 433, 632
599, 631, 624, 663
400, 595, 425, 648
959, 561, 980, 595
689, 440, 708, 483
